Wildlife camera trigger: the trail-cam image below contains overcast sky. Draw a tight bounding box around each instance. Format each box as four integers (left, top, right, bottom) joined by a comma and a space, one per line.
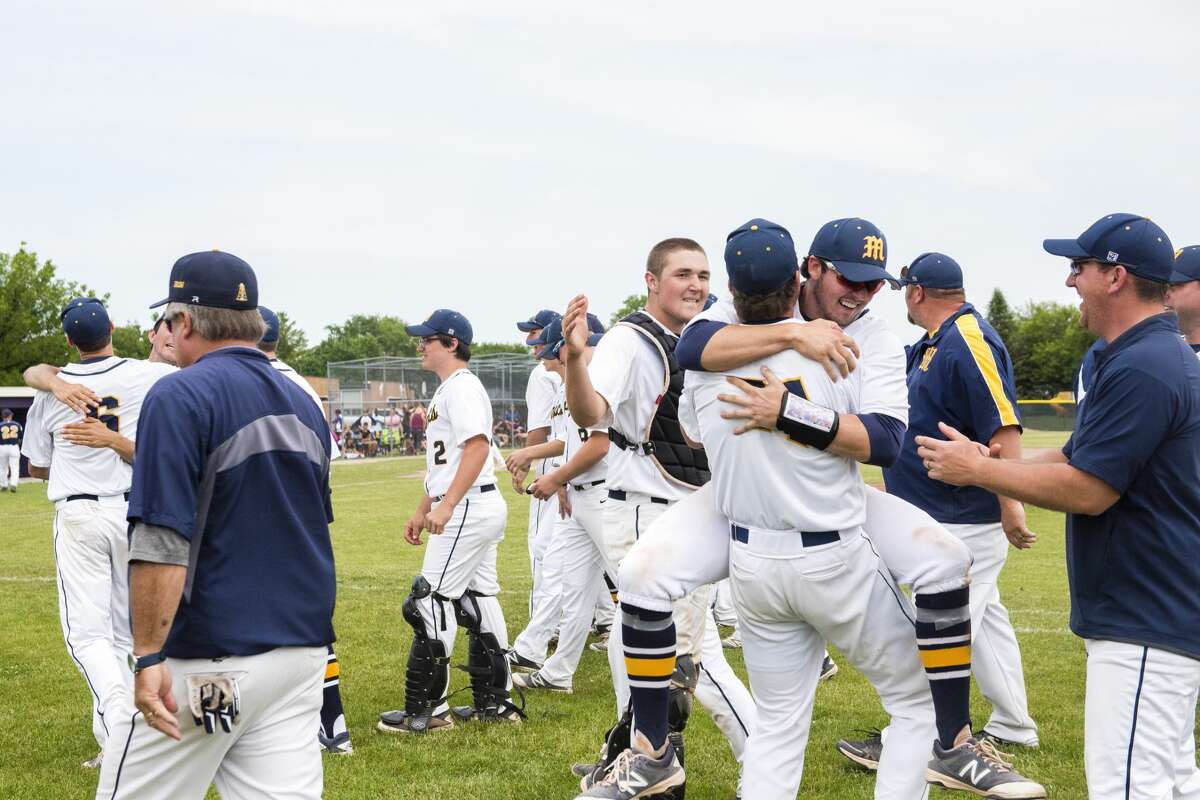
3, 1, 1197, 347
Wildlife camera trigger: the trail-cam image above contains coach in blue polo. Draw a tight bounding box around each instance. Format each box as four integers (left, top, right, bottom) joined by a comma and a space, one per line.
95, 251, 336, 800
917, 214, 1200, 799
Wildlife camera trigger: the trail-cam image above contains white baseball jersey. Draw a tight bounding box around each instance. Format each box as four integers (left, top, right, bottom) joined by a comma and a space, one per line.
22, 357, 175, 502
269, 357, 341, 459
423, 368, 496, 497
680, 319, 864, 532
587, 308, 692, 502
555, 383, 609, 485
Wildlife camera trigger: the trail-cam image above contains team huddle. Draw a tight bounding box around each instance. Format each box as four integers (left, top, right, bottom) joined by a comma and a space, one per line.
11, 212, 1200, 799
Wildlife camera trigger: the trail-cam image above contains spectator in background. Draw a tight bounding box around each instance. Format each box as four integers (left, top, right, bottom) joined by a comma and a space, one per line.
410, 405, 426, 452
387, 407, 402, 431
333, 409, 344, 435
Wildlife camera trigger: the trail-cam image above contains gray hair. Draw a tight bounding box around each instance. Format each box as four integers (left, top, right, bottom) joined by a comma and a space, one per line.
165, 302, 266, 343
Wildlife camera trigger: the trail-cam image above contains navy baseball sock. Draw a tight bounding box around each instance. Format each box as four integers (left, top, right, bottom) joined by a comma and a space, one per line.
621, 603, 674, 752
320, 645, 349, 740
914, 587, 972, 750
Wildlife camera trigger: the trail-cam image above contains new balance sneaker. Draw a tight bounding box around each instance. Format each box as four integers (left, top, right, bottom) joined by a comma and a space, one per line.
376, 709, 453, 734
721, 633, 742, 650
513, 671, 572, 694
589, 632, 610, 652
575, 735, 685, 799
835, 730, 882, 771
926, 736, 1047, 798
81, 751, 103, 769
506, 651, 543, 672
319, 730, 354, 754
819, 654, 838, 681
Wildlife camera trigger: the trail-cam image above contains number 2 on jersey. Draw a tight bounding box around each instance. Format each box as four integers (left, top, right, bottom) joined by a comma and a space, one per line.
87, 396, 121, 433
432, 440, 447, 465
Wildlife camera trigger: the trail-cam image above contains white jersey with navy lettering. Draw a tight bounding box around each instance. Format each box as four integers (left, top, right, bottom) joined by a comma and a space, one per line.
22, 357, 175, 502
269, 357, 341, 459
554, 383, 609, 485
679, 319, 864, 532
424, 368, 496, 497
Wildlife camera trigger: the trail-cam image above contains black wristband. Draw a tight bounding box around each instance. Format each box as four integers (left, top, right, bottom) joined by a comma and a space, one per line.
129, 651, 168, 674
775, 392, 840, 450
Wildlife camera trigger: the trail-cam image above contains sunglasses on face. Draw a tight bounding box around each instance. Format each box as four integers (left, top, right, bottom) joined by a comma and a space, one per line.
824, 259, 883, 292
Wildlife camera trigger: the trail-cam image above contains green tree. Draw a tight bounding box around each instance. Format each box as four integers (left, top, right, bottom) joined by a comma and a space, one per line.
1008, 301, 1097, 398
274, 310, 309, 364
0, 244, 100, 384
292, 314, 416, 376
608, 293, 645, 326
473, 342, 527, 356
111, 322, 151, 360
985, 288, 1017, 346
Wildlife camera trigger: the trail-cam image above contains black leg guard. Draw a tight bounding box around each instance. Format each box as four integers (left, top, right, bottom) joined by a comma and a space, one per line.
578, 703, 634, 789
659, 654, 700, 800
399, 576, 450, 730
451, 590, 525, 721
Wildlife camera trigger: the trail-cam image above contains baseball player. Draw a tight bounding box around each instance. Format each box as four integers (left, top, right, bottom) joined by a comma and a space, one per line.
611, 218, 1039, 796
559, 237, 756, 800
258, 306, 352, 756
20, 298, 175, 769
683, 218, 935, 799
95, 250, 336, 799
378, 309, 520, 733
918, 214, 1200, 799
512, 314, 613, 693
1167, 246, 1200, 352
146, 315, 177, 365
0, 408, 21, 492
511, 310, 564, 638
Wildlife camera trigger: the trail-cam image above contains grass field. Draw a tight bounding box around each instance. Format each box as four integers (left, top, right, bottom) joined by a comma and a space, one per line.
0, 432, 1165, 799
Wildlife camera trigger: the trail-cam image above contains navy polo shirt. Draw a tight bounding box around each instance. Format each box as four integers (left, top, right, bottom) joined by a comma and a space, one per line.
1062, 314, 1200, 659
129, 347, 336, 659
884, 303, 1021, 524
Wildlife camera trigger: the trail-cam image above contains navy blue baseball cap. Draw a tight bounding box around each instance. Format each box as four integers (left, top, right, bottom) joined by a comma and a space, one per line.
1173, 246, 1200, 284
724, 218, 798, 293
60, 297, 111, 343
516, 309, 561, 333
259, 306, 280, 343
703, 293, 718, 310
536, 314, 604, 359
407, 309, 474, 345
899, 252, 963, 289
808, 217, 898, 288
150, 250, 259, 309
1043, 213, 1178, 283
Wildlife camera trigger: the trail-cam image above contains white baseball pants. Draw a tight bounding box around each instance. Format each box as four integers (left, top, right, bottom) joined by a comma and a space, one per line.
53, 498, 134, 750
95, 646, 327, 800
418, 490, 510, 715
0, 444, 19, 487
731, 528, 935, 800
526, 479, 561, 642
945, 522, 1038, 745
1084, 639, 1200, 800
603, 491, 755, 755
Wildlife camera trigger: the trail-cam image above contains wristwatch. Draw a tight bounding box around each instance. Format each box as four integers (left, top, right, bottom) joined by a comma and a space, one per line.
128, 651, 167, 674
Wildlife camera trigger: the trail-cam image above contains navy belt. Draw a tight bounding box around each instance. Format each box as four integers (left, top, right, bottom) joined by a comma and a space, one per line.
66, 492, 130, 503
433, 484, 496, 503
607, 489, 668, 505
730, 524, 839, 547
572, 479, 606, 492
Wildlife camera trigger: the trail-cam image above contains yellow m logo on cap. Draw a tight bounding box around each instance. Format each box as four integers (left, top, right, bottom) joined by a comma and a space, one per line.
863, 236, 885, 262
236, 283, 248, 302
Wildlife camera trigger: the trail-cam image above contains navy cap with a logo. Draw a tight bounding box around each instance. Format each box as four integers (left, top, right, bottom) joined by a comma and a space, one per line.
60, 297, 111, 344
259, 306, 280, 343
150, 250, 259, 309
809, 217, 898, 288
516, 309, 561, 333
1043, 213, 1178, 283
536, 314, 604, 359
724, 218, 798, 293
1174, 246, 1200, 284
899, 252, 963, 290
407, 309, 474, 345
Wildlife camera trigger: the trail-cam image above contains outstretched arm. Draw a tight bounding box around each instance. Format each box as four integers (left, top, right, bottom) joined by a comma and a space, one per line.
23, 364, 100, 414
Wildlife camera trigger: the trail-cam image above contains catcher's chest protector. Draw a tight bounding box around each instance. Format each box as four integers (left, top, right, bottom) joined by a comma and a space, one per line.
609, 312, 710, 489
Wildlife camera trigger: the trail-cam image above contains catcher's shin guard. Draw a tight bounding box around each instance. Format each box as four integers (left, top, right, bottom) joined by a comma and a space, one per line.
402, 576, 450, 725
578, 704, 634, 789
661, 654, 700, 800
452, 591, 525, 720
